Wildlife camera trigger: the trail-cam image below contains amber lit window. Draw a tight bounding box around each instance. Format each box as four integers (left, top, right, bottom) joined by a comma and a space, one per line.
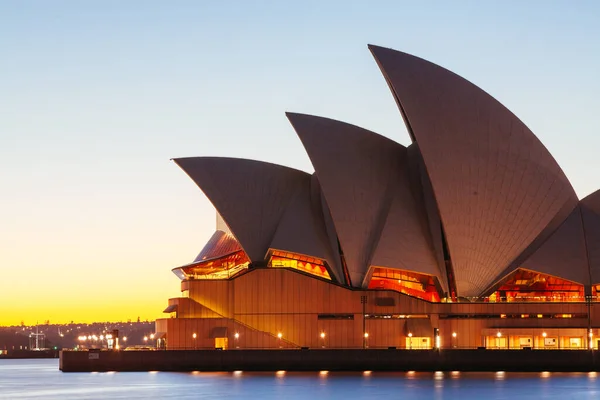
366, 314, 428, 319
174, 250, 250, 280
368, 267, 442, 302
592, 284, 600, 300
269, 250, 331, 280
487, 269, 584, 303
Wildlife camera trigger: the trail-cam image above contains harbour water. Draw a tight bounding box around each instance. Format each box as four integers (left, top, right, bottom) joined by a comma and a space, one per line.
1, 359, 600, 399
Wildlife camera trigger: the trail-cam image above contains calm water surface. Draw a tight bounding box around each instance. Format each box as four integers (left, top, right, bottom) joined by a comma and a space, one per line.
1, 359, 600, 399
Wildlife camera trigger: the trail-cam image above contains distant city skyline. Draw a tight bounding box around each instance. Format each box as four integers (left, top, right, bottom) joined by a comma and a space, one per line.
1, 0, 600, 326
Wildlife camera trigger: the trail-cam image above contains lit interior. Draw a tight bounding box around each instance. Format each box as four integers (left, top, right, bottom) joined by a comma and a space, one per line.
487, 268, 584, 302
173, 250, 250, 280
269, 250, 331, 280
592, 284, 600, 299
368, 267, 441, 302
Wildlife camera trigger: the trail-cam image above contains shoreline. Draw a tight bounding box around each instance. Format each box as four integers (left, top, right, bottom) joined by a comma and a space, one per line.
1, 349, 59, 359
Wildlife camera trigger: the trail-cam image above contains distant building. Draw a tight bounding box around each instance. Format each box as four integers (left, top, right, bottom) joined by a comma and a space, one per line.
156, 45, 600, 351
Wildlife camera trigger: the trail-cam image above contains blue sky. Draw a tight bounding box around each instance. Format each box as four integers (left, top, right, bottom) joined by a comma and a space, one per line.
1, 0, 599, 324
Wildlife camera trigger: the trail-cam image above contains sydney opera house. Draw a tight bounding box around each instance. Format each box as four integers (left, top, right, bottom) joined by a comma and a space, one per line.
155, 45, 600, 351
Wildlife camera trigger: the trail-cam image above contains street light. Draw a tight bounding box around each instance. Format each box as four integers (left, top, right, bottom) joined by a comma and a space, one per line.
234, 332, 239, 348
408, 332, 413, 350
361, 295, 367, 349
320, 332, 326, 348
452, 332, 457, 348
192, 333, 197, 350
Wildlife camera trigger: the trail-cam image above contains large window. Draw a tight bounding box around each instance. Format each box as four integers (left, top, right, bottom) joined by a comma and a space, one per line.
368, 267, 442, 302
173, 250, 250, 280
592, 285, 600, 300
269, 250, 331, 280
487, 269, 584, 302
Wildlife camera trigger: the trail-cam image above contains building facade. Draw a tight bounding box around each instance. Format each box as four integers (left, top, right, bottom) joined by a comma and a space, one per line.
156, 45, 600, 350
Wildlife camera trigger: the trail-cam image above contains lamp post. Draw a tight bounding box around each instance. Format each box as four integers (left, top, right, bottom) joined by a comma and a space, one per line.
452, 332, 457, 348
360, 295, 367, 349
408, 332, 413, 349
234, 332, 240, 349
277, 332, 283, 348
320, 332, 326, 348
192, 333, 197, 350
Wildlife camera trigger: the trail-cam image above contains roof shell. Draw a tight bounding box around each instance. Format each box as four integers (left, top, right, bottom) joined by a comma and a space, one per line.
174, 157, 308, 262
193, 229, 241, 263
369, 44, 579, 297
269, 173, 345, 282
288, 112, 442, 288
581, 190, 600, 284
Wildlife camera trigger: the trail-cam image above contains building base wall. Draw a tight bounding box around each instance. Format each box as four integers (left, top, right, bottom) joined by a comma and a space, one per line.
60, 349, 600, 372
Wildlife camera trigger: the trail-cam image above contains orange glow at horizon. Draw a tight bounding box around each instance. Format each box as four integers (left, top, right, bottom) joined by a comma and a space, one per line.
0, 192, 215, 327
0, 276, 182, 326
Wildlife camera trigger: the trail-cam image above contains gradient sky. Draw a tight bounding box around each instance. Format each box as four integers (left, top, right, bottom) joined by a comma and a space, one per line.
1, 1, 599, 326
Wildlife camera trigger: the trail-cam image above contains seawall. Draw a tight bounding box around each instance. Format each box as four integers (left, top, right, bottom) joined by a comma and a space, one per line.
60, 349, 600, 372
1, 349, 59, 359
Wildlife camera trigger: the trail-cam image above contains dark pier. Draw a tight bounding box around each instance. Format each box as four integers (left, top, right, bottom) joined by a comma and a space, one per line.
60, 349, 600, 372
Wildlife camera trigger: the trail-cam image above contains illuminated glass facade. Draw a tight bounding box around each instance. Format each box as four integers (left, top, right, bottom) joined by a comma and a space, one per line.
269, 250, 331, 280
172, 250, 250, 280
487, 269, 585, 303
368, 267, 442, 302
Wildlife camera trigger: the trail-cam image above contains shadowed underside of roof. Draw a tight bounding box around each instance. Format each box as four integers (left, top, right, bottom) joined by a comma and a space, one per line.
369, 44, 579, 297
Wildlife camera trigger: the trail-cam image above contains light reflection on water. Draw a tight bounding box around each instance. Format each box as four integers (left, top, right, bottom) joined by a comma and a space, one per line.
1, 359, 600, 399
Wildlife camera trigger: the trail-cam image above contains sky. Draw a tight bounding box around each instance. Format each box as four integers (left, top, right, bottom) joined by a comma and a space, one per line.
1, 0, 600, 326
